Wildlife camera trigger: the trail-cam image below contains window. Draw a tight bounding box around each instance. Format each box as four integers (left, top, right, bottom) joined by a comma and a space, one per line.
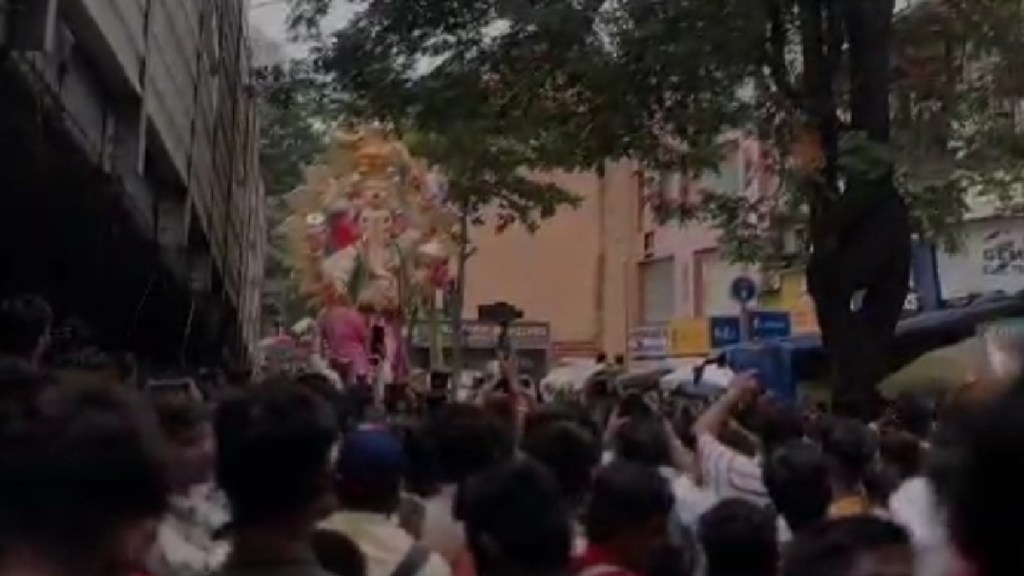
642, 231, 655, 257
639, 257, 675, 324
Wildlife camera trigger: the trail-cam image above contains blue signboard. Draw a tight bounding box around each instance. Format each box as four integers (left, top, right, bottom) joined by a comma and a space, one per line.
730, 276, 759, 304
710, 316, 742, 349
750, 311, 792, 341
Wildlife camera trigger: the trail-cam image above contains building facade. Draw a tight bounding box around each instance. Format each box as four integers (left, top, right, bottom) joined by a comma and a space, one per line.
462, 161, 640, 363
0, 0, 265, 365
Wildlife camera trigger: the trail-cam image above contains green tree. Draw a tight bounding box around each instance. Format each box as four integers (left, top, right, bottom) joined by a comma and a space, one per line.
405, 130, 579, 377
256, 58, 340, 325
284, 0, 1024, 417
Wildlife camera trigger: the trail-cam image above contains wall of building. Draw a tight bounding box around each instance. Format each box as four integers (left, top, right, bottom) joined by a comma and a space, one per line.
462, 161, 640, 361
3, 0, 265, 360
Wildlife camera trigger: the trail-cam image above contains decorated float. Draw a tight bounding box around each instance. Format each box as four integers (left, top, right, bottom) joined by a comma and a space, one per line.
277, 126, 456, 388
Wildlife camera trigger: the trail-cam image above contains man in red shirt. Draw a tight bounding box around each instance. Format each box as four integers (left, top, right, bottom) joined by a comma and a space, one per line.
572, 461, 675, 576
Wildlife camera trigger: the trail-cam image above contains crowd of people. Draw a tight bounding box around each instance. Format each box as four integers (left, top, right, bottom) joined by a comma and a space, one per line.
1, 294, 1022, 576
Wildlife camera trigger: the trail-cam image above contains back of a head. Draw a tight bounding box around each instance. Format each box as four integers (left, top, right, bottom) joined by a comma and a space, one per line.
425, 403, 512, 484
942, 379, 1024, 576
521, 420, 601, 508
312, 529, 367, 576
754, 399, 805, 456
878, 430, 923, 482
613, 415, 671, 469
699, 499, 779, 576
524, 403, 601, 441
890, 393, 933, 439
585, 460, 674, 545
0, 295, 51, 360
152, 394, 209, 441
0, 381, 167, 569
764, 440, 831, 534
216, 382, 338, 526
458, 459, 572, 576
783, 517, 911, 576
821, 418, 877, 487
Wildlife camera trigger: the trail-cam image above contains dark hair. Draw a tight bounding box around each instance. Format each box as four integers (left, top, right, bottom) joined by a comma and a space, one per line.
584, 461, 674, 545
699, 499, 779, 576
312, 529, 367, 576
524, 403, 601, 441
783, 517, 910, 576
0, 295, 52, 359
153, 396, 210, 442
862, 461, 900, 508
878, 430, 923, 482
391, 422, 441, 498
613, 416, 670, 468
890, 393, 933, 439
0, 382, 168, 568
50, 347, 117, 373
522, 420, 601, 508
764, 440, 831, 534
0, 361, 53, 421
754, 400, 805, 456
458, 459, 572, 575
425, 403, 512, 484
821, 418, 877, 488
215, 383, 337, 526
295, 372, 347, 429
942, 380, 1024, 576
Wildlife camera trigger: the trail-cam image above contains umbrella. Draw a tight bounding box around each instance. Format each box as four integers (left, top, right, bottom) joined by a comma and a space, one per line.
880, 337, 981, 399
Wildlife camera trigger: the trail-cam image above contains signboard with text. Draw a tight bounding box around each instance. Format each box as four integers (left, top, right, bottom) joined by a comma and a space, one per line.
629, 325, 670, 360
710, 316, 742, 349
750, 310, 792, 340
937, 219, 1024, 301
411, 321, 551, 350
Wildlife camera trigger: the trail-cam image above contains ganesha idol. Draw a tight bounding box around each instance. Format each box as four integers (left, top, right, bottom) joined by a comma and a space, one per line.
278, 126, 455, 386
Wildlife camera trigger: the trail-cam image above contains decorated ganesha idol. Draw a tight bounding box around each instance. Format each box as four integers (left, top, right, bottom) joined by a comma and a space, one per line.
277, 125, 455, 385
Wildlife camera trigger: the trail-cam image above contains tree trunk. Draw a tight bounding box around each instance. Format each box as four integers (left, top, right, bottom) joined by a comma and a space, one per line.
449, 199, 471, 386
806, 0, 910, 420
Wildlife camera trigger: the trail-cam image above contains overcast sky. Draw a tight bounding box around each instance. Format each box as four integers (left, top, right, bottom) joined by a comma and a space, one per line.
249, 0, 358, 55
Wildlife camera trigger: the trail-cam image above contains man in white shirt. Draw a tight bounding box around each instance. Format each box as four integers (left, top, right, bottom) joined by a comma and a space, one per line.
322, 427, 450, 576
692, 373, 805, 506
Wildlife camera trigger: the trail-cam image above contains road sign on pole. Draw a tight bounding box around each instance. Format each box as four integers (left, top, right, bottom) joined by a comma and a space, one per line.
730, 276, 759, 304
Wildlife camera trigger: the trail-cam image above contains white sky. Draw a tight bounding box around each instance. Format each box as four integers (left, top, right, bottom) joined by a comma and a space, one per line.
249, 0, 358, 56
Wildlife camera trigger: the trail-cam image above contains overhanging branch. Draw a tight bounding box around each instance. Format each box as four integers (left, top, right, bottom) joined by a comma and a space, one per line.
765, 0, 810, 114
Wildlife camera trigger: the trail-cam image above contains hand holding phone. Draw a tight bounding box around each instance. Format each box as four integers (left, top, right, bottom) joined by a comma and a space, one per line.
729, 370, 761, 401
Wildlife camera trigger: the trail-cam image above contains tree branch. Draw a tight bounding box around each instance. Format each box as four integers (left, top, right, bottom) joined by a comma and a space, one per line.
765, 0, 807, 111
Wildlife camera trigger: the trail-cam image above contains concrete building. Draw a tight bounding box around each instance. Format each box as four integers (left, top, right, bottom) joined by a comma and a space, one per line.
0, 0, 265, 366
463, 142, 773, 369
462, 162, 640, 363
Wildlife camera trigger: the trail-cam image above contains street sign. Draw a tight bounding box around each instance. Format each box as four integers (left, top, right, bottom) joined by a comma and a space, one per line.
628, 325, 670, 360
710, 316, 742, 349
730, 276, 759, 304
750, 310, 792, 340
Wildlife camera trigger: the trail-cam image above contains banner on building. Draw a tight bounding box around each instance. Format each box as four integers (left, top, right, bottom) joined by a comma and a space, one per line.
628, 325, 670, 360
412, 321, 551, 350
